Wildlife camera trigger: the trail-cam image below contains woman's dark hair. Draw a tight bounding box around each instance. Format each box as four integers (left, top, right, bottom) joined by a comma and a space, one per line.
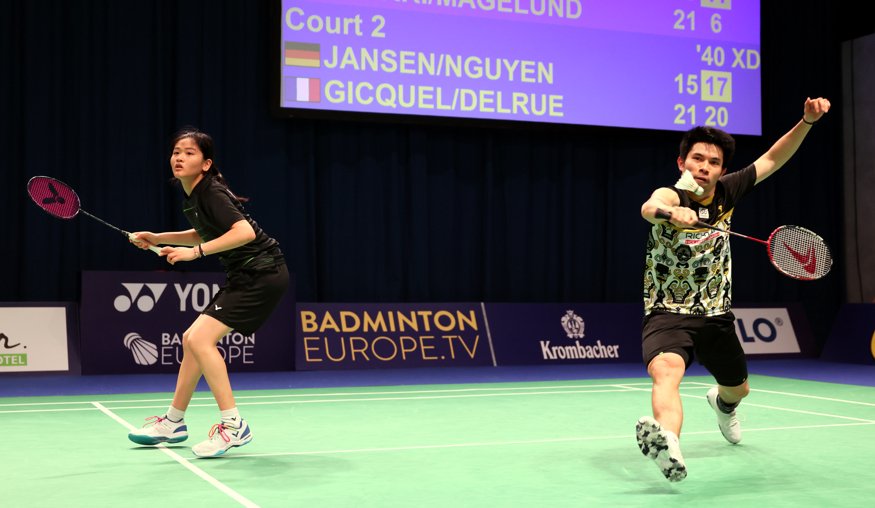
171, 126, 248, 202
678, 126, 736, 168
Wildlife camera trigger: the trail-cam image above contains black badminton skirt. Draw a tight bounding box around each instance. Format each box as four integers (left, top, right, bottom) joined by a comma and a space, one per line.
203, 262, 289, 334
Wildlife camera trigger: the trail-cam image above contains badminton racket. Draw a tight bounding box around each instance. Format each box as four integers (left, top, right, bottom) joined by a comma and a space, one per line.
27, 176, 161, 255
655, 208, 832, 280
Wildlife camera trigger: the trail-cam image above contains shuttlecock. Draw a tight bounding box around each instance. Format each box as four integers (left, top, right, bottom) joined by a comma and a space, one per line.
674, 170, 704, 196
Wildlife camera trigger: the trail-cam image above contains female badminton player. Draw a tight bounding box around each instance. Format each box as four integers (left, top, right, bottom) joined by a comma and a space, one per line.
127, 127, 289, 458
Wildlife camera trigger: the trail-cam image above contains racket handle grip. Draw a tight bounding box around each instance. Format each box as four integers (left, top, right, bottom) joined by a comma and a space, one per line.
655, 208, 672, 221
127, 233, 162, 255
655, 208, 713, 230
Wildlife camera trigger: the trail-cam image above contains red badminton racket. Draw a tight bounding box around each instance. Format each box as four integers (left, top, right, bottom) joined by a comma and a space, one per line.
27, 176, 161, 255
655, 209, 832, 280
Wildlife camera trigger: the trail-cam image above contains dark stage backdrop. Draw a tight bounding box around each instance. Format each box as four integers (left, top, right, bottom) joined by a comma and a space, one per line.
2, 1, 870, 349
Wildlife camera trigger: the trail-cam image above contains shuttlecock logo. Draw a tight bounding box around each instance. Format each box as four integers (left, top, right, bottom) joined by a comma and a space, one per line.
124, 333, 159, 365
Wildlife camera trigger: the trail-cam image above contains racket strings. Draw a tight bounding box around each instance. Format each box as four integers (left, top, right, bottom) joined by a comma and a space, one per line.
768, 226, 832, 279
27, 177, 81, 219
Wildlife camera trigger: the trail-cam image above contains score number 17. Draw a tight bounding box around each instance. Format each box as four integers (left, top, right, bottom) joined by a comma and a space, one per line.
674, 72, 731, 98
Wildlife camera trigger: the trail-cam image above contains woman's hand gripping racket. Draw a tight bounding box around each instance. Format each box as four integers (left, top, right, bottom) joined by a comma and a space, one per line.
27, 176, 161, 255
655, 208, 833, 280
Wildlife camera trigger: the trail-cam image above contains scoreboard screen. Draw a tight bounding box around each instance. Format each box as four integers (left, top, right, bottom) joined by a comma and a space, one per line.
277, 0, 760, 134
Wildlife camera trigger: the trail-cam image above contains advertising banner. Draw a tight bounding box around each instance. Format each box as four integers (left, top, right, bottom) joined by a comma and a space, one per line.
821, 304, 875, 364
733, 307, 806, 355
485, 303, 811, 366
293, 302, 813, 370
485, 303, 643, 365
0, 303, 76, 373
80, 271, 295, 374
296, 303, 493, 370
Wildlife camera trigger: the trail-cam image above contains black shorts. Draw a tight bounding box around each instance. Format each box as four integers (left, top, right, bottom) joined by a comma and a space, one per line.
641, 311, 748, 387
203, 262, 289, 334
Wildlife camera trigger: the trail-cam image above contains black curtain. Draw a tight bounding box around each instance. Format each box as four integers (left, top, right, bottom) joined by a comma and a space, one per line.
3, 1, 869, 348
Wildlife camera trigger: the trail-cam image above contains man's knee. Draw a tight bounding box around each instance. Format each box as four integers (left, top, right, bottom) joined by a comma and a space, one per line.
721, 380, 750, 399
648, 352, 686, 381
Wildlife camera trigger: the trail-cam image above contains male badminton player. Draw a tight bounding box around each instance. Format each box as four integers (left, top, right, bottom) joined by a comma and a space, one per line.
636, 97, 831, 481
127, 127, 289, 458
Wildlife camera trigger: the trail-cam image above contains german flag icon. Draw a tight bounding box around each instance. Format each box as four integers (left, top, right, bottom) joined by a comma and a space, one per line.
284, 42, 320, 68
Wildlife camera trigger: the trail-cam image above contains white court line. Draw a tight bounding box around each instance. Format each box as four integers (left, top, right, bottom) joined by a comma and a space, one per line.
0, 384, 766, 414
1, 388, 644, 413
99, 388, 645, 412
617, 382, 875, 423
0, 385, 647, 408
6, 383, 872, 424
91, 402, 260, 508
738, 402, 875, 423
0, 382, 658, 407
751, 388, 875, 407
1, 407, 103, 414
208, 420, 875, 460
0, 401, 107, 407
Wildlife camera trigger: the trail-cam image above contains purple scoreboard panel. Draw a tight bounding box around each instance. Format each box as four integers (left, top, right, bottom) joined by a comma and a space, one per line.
278, 0, 761, 133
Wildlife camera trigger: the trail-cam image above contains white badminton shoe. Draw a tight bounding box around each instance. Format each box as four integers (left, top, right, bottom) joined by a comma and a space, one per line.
128, 415, 188, 445
636, 416, 687, 482
191, 419, 252, 458
707, 387, 742, 444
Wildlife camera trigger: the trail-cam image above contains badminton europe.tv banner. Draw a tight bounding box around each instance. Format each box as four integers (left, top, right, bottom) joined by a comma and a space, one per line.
80, 271, 295, 374
295, 303, 492, 370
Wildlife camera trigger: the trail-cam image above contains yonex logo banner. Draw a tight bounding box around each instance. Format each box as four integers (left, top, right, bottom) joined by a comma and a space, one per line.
296, 303, 492, 370
80, 271, 295, 374
113, 283, 169, 312
485, 303, 638, 365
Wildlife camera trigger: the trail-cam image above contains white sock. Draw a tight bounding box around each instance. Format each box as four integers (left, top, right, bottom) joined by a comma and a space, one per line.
166, 406, 185, 422
220, 407, 242, 427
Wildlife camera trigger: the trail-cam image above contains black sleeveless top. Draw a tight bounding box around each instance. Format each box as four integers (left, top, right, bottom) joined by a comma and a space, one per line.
182, 174, 282, 274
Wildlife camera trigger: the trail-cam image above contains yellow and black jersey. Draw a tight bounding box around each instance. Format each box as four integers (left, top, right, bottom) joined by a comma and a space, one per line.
643, 164, 756, 316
